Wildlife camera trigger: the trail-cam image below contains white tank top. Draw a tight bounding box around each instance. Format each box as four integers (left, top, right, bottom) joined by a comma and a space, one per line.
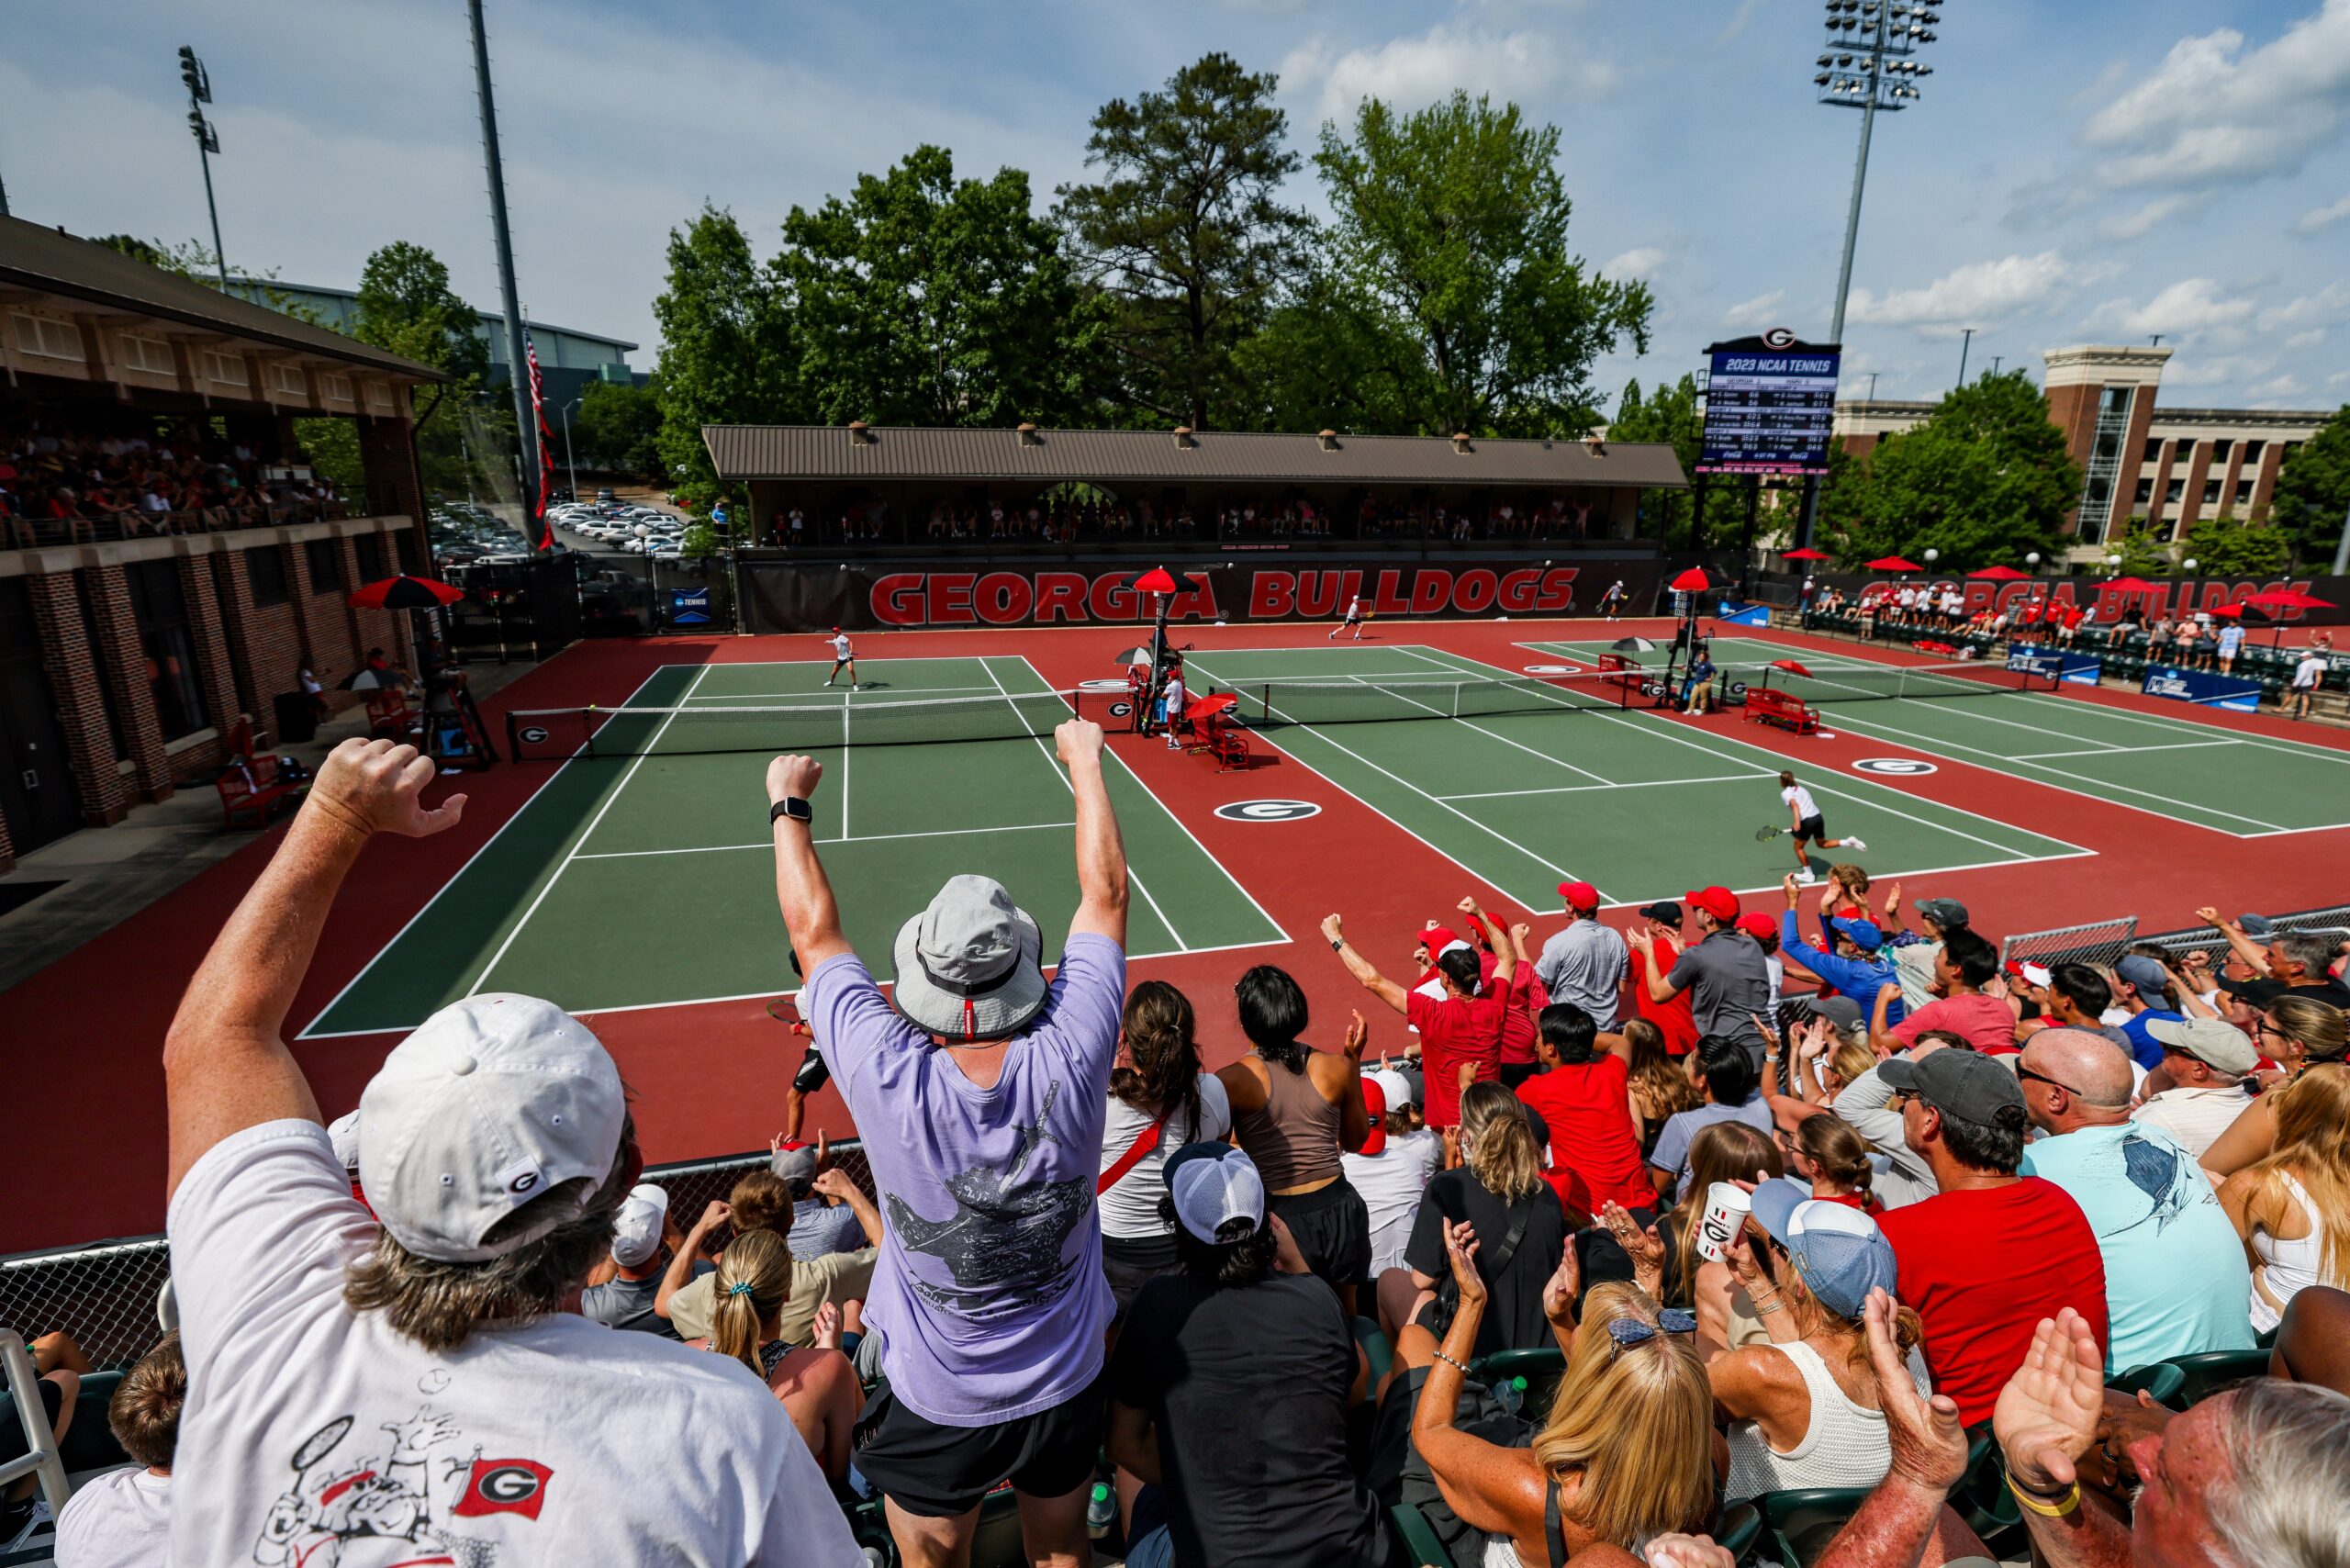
1723, 1338, 1931, 1502
2252, 1170, 2329, 1333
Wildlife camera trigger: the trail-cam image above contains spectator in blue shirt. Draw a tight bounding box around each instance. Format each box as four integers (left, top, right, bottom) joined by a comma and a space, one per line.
770, 1141, 867, 1260
2111, 952, 2186, 1073
1777, 875, 1904, 1029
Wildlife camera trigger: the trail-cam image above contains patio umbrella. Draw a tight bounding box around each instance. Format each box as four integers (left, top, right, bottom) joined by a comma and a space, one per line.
2242, 588, 2336, 647
1110, 646, 1154, 666
1967, 565, 2031, 581
1780, 547, 1832, 562
1184, 690, 1239, 722
337, 666, 404, 691
2206, 602, 2244, 618
348, 574, 463, 610
1610, 636, 1658, 653
2102, 577, 2161, 593
1864, 556, 1920, 572
1772, 659, 1814, 678
1669, 565, 1722, 592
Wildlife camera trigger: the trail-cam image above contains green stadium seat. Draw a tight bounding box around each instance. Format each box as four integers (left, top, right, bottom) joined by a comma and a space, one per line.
1755, 1485, 1874, 1567
1354, 1316, 1393, 1386
2163, 1349, 2272, 1406
1469, 1346, 1565, 1418
1390, 1499, 1453, 1568
1950, 1431, 2024, 1560
1715, 1499, 1764, 1561
2109, 1361, 2188, 1409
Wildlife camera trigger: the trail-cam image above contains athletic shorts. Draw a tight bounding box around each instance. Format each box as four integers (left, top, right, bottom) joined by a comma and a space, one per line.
1796, 813, 1827, 841
1270, 1178, 1372, 1288
833, 655, 852, 668
1101, 1230, 1181, 1319
854, 1371, 1106, 1517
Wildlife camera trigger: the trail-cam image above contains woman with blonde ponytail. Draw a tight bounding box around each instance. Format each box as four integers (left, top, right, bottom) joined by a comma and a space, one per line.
693, 1230, 860, 1480
1385, 1084, 1567, 1357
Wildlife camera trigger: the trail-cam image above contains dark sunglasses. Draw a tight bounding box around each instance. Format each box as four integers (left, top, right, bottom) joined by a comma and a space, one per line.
2015, 1062, 2086, 1097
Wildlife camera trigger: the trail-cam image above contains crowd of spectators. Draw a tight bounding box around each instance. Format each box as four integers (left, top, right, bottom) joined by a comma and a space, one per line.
16, 726, 2350, 1566
767, 492, 1616, 550
0, 409, 344, 548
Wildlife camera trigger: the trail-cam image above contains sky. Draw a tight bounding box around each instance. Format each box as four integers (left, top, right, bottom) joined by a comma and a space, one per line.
5, 0, 2347, 414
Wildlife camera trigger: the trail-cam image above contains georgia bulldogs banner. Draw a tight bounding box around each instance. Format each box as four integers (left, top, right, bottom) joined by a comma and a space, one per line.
737, 557, 1677, 633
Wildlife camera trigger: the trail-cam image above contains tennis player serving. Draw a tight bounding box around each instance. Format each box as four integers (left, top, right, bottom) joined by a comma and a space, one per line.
823, 626, 858, 690
1774, 769, 1863, 882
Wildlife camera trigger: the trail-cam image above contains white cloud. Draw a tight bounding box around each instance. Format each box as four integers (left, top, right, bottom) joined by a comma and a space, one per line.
2259, 279, 2350, 331
2297, 193, 2350, 232
2094, 195, 2198, 242
1720, 290, 1787, 330
2243, 373, 2309, 404
2081, 0, 2350, 189
1280, 23, 1611, 126
1714, 0, 1764, 48
1601, 247, 1666, 283
2109, 278, 2258, 339
2286, 329, 2329, 350
2161, 353, 2279, 389
1845, 252, 2083, 338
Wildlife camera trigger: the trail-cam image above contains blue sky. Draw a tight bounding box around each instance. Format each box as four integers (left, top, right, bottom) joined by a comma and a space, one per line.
6, 0, 2346, 412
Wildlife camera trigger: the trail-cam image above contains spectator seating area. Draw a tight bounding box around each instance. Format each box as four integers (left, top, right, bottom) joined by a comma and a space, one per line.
0, 409, 345, 550
769, 489, 1616, 549
5, 734, 2349, 1566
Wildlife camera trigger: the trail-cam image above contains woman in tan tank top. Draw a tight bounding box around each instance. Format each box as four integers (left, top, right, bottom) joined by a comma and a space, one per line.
1217, 965, 1375, 1315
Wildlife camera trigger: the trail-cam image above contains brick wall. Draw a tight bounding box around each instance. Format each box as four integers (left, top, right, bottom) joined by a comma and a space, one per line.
173, 554, 241, 780
24, 573, 129, 826
86, 563, 173, 802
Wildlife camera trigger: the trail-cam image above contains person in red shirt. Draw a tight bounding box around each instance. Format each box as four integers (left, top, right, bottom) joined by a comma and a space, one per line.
1875, 928, 2019, 1057
1514, 1003, 1655, 1221
1873, 1047, 2108, 1427
1324, 898, 1510, 1129
1626, 902, 1699, 1057
1464, 912, 1550, 1089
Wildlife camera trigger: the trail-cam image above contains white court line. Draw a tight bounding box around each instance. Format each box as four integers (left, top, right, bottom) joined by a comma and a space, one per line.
573, 820, 1080, 858
297, 664, 674, 1040
685, 684, 1000, 700
1440, 774, 1763, 801
2003, 689, 2350, 767
1009, 655, 1287, 946
2011, 739, 2248, 761
1603, 846, 2099, 912
1404, 644, 2087, 862
979, 655, 1189, 952
467, 661, 716, 998
1345, 666, 1614, 787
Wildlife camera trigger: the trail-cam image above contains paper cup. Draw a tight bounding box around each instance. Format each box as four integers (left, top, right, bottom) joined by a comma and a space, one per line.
1695, 1182, 1752, 1264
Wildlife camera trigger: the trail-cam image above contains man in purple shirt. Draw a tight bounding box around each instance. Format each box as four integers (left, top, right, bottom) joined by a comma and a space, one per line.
767, 720, 1128, 1568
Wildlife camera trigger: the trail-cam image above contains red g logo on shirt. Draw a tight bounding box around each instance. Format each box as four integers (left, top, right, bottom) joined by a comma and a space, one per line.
453, 1458, 554, 1519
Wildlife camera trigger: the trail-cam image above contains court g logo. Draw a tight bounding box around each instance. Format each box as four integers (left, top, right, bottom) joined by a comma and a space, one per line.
1213, 800, 1322, 823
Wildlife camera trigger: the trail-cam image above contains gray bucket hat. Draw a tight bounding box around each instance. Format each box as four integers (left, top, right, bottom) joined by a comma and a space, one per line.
892, 874, 1049, 1041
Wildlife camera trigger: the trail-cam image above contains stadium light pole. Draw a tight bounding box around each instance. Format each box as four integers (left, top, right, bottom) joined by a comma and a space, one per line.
1796, 0, 1942, 550
178, 48, 230, 293
466, 0, 539, 527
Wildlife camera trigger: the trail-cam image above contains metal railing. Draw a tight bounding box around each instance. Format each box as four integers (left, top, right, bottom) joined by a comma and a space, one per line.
1997, 903, 2350, 976
0, 1142, 875, 1372
0, 1328, 71, 1520
1, 497, 346, 550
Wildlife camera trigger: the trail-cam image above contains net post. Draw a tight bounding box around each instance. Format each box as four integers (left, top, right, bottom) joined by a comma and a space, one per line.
504, 711, 519, 757
1260, 684, 1270, 724
582, 706, 597, 758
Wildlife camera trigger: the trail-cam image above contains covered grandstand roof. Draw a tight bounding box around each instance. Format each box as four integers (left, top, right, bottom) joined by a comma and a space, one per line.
0, 217, 445, 379
705, 423, 1687, 488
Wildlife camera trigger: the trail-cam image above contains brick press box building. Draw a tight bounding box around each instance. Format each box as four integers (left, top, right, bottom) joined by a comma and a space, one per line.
0, 217, 445, 869
1833, 344, 2331, 564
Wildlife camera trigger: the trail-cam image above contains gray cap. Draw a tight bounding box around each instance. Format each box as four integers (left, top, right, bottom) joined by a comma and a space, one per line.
2147, 1016, 2260, 1076
1801, 994, 1867, 1032
2113, 955, 2172, 998
890, 875, 1049, 1041
2239, 913, 2277, 939
1879, 1047, 2026, 1126
1915, 898, 1969, 930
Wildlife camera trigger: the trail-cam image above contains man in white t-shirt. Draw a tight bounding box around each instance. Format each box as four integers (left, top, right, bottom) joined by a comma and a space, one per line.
1161, 666, 1187, 750
161, 737, 854, 1567
823, 627, 857, 689
2290, 649, 2327, 719
54, 1331, 183, 1568
1339, 1073, 1438, 1277
2215, 621, 2245, 675
1775, 769, 1865, 882
1329, 595, 1365, 641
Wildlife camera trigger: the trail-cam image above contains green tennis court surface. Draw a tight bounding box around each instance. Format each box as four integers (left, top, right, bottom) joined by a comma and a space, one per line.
1525, 634, 2350, 838
1179, 644, 2086, 913
304, 655, 1281, 1037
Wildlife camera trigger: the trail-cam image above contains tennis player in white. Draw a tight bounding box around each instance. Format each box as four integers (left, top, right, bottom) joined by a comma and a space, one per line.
1329, 595, 1365, 641
823, 627, 858, 690
1777, 769, 1863, 881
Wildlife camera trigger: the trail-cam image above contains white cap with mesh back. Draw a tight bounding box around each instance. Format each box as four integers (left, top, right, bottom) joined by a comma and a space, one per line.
358, 994, 627, 1263
1162, 1143, 1266, 1243
327, 1111, 363, 1173
608, 1183, 670, 1268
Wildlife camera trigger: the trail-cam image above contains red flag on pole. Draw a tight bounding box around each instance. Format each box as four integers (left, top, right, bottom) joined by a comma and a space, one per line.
526, 329, 555, 549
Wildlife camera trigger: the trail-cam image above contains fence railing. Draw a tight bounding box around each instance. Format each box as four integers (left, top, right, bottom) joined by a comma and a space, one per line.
0, 1142, 875, 1372
1998, 903, 2350, 975
2, 498, 346, 551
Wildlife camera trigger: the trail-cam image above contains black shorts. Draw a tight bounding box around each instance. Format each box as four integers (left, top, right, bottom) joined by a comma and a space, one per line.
833, 655, 853, 668
1270, 1178, 1371, 1288
1796, 813, 1827, 842
1498, 1061, 1539, 1090
1101, 1230, 1181, 1319
855, 1372, 1105, 1517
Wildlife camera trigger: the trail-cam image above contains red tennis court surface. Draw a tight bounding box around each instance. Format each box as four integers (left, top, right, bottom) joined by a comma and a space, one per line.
5, 614, 2345, 1253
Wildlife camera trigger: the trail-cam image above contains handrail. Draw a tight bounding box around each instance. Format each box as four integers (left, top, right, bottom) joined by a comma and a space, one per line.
1, 498, 348, 550
0, 1327, 71, 1519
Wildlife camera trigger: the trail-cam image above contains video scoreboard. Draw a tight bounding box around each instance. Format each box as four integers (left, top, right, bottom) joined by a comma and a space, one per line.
1696, 330, 1841, 476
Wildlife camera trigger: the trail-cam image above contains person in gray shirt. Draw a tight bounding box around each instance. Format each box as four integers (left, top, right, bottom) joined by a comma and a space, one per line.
1628, 886, 1772, 1067
1532, 879, 1628, 1029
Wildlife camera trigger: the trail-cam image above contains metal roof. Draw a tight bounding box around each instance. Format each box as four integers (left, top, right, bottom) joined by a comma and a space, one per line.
704, 424, 1687, 488
0, 218, 445, 379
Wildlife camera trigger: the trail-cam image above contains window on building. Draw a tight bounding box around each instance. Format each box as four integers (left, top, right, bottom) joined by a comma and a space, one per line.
72, 573, 131, 764
201, 349, 248, 387
304, 538, 343, 591
2165, 478, 2186, 503
353, 532, 386, 583
2143, 439, 2163, 464
2177, 438, 2196, 458
2244, 440, 2265, 463
118, 333, 175, 375
2213, 439, 2232, 461
2203, 478, 2222, 505
2236, 479, 2255, 505
322, 371, 353, 403
10, 311, 85, 362
246, 546, 291, 607
126, 560, 208, 741
270, 363, 308, 398
2134, 477, 2154, 504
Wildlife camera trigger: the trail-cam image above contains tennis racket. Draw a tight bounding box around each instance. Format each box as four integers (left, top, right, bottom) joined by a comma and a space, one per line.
766, 996, 802, 1026
1755, 825, 1789, 842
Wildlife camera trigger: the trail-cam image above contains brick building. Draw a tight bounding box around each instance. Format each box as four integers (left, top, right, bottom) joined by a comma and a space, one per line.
1832, 344, 2329, 563
0, 218, 443, 870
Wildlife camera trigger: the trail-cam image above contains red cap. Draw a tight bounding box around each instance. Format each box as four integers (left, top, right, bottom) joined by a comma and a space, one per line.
1462, 913, 1494, 946
1686, 886, 1740, 923
1358, 1080, 1388, 1155
1734, 912, 1776, 940
1418, 924, 1463, 955
1558, 880, 1601, 912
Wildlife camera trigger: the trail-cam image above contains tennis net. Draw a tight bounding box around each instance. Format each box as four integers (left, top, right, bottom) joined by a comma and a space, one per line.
504, 655, 2057, 760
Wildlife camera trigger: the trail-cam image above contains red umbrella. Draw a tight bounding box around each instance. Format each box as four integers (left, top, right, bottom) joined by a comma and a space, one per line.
348, 574, 463, 610
1780, 547, 1832, 561
2244, 588, 2336, 611
1771, 659, 1814, 678
1131, 566, 1181, 595
1968, 565, 2031, 581
1184, 690, 1239, 722
1669, 566, 1719, 592
2206, 602, 2244, 618
1865, 556, 1920, 572
2103, 577, 2161, 593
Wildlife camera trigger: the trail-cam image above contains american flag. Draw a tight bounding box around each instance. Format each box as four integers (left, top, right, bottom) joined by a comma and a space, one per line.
525, 329, 556, 548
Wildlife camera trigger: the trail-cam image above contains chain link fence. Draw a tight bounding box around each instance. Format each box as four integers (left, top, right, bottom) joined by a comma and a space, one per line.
1998, 903, 2350, 976
0, 1142, 876, 1371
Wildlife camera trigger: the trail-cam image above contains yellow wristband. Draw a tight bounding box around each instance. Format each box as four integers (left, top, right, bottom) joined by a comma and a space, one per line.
2006, 1475, 2080, 1518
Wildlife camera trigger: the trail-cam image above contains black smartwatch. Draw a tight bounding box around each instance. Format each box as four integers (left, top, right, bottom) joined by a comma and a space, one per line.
770, 796, 813, 826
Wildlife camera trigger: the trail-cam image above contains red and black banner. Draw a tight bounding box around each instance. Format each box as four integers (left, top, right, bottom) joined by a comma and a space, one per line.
735, 557, 1677, 633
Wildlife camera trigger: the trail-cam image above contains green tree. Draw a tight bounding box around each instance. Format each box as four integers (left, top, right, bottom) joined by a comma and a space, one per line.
1606, 376, 1747, 546
1225, 262, 1416, 433
574, 376, 665, 476
2109, 521, 2177, 576
1055, 52, 1304, 430
1308, 91, 1651, 437
778, 145, 1104, 429
351, 241, 488, 432
652, 205, 796, 502
2267, 405, 2350, 566
1820, 371, 2080, 571
2182, 512, 2293, 576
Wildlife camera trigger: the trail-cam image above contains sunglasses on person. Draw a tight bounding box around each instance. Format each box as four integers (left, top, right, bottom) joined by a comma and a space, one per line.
2014, 1062, 2087, 1097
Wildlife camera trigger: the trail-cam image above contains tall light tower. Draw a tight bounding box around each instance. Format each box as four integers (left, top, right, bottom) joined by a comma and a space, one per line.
467, 0, 539, 524
1796, 0, 1943, 548
177, 47, 230, 293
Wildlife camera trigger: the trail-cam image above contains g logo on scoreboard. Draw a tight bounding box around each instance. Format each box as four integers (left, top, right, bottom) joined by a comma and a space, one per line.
1214, 800, 1322, 823
1762, 327, 1796, 349
1852, 757, 1938, 776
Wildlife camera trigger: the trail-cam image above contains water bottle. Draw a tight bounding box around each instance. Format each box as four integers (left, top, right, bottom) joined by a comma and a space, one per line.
1495, 1375, 1527, 1419
1087, 1483, 1116, 1540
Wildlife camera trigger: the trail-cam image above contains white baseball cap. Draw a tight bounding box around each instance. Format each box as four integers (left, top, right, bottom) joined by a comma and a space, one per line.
1369, 1067, 1415, 1111
327, 1110, 363, 1174
358, 994, 627, 1263
1163, 1143, 1266, 1243
608, 1183, 670, 1268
